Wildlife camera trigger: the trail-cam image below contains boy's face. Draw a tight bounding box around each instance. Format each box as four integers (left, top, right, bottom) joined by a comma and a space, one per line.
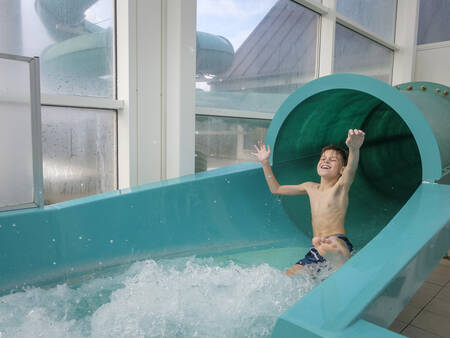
317, 150, 345, 178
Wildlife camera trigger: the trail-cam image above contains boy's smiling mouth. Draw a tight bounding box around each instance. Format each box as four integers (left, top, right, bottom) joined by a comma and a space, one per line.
320, 164, 331, 169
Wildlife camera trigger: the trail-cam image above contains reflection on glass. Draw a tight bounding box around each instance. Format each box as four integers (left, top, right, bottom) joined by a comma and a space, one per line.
195, 116, 270, 172
0, 0, 114, 97
417, 0, 450, 44
197, 0, 318, 94
41, 106, 117, 204
196, 0, 318, 170
336, 0, 397, 42
0, 58, 34, 208
334, 24, 393, 84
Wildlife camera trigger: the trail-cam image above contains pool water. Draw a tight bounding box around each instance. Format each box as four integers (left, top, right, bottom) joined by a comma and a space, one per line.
0, 246, 335, 337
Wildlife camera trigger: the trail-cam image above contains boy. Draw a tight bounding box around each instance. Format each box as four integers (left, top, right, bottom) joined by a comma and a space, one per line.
253, 129, 365, 276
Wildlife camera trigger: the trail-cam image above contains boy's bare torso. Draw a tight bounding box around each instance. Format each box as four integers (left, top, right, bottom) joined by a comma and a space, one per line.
305, 181, 349, 237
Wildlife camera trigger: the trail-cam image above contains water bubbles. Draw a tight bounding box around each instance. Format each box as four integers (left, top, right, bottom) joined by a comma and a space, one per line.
0, 224, 2, 228
11, 224, 16, 227
109, 240, 114, 244
213, 200, 217, 204
78, 236, 83, 240
89, 258, 309, 337
0, 253, 326, 337
225, 178, 231, 184
52, 238, 56, 242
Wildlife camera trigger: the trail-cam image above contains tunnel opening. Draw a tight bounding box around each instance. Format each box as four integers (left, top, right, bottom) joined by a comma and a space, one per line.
271, 89, 422, 249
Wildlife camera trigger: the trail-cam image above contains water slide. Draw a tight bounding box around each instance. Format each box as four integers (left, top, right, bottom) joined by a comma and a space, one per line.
1, 74, 449, 337
36, 0, 234, 80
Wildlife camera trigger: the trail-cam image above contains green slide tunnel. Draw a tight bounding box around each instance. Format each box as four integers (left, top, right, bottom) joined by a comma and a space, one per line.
268, 74, 450, 337
0, 74, 449, 337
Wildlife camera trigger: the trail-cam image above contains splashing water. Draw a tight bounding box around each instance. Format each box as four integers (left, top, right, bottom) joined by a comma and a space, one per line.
0, 256, 335, 337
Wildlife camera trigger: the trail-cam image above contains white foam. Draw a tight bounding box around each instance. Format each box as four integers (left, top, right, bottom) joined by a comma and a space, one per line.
0, 256, 333, 337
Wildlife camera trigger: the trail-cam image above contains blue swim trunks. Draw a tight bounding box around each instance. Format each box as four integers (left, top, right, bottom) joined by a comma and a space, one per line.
296, 234, 354, 266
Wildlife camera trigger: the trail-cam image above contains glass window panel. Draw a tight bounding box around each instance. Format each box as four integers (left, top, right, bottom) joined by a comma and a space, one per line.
0, 58, 34, 208
195, 116, 270, 172
41, 106, 117, 204
334, 24, 394, 84
0, 0, 114, 97
417, 0, 450, 44
196, 0, 318, 170
336, 0, 397, 42
197, 0, 318, 96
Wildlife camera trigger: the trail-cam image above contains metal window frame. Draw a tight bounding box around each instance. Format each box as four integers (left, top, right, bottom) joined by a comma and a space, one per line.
195, 0, 400, 121
296, 0, 399, 50
41, 94, 124, 110
0, 53, 44, 211
1, 1, 123, 203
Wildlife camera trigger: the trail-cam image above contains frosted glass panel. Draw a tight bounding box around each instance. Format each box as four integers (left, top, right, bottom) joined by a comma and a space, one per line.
0, 0, 114, 97
195, 116, 270, 172
0, 58, 34, 208
417, 0, 450, 44
336, 0, 397, 42
334, 24, 393, 84
41, 107, 117, 204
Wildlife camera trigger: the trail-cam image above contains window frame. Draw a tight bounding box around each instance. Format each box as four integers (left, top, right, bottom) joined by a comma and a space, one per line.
0, 53, 44, 211
37, 0, 121, 197
196, 0, 400, 121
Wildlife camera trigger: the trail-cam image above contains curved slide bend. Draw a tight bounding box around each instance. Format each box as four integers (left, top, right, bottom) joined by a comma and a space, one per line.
0, 74, 449, 337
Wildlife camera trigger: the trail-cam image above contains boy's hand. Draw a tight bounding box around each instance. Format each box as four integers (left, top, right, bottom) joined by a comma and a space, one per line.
345, 129, 365, 150
252, 141, 271, 163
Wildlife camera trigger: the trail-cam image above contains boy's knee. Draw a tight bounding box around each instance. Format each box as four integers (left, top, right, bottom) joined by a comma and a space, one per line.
285, 264, 303, 276
312, 237, 321, 247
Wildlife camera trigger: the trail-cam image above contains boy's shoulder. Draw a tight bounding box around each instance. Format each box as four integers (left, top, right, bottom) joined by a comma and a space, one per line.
301, 181, 319, 190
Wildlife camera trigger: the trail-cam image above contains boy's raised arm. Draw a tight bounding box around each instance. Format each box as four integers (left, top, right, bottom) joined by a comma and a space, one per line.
340, 129, 365, 187
253, 141, 309, 195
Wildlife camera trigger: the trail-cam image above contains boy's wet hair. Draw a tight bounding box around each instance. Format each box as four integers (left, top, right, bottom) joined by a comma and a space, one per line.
321, 145, 348, 166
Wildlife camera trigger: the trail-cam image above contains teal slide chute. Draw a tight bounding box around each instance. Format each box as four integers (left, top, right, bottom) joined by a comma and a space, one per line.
0, 74, 449, 337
